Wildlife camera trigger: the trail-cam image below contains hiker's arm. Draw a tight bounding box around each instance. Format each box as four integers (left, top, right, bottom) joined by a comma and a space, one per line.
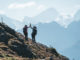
30, 27, 33, 29
27, 25, 31, 28
30, 23, 33, 29
27, 26, 30, 28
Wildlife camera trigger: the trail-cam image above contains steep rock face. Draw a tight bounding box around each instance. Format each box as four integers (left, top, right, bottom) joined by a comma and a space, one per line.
0, 23, 69, 60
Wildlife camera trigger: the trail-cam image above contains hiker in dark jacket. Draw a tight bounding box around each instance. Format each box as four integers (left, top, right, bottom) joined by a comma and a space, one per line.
30, 24, 37, 42
23, 25, 29, 40
50, 55, 53, 60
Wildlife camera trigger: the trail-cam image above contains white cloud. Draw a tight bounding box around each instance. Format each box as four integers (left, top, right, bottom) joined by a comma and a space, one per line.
75, 5, 80, 8
37, 5, 45, 10
8, 2, 36, 9
55, 15, 73, 28
60, 13, 72, 19
0, 10, 5, 14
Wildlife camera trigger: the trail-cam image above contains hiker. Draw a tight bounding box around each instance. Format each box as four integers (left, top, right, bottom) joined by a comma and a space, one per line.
23, 25, 29, 40
50, 55, 53, 60
30, 24, 37, 42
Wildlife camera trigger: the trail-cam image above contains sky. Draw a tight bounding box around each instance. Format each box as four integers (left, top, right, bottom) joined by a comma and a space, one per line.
0, 0, 80, 21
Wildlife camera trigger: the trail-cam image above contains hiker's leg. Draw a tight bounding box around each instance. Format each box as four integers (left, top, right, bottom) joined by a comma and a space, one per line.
26, 33, 28, 41
23, 32, 26, 39
32, 33, 35, 42
32, 33, 33, 41
24, 33, 27, 40
24, 33, 26, 39
34, 35, 35, 42
34, 33, 37, 42
33, 34, 36, 42
25, 35, 26, 39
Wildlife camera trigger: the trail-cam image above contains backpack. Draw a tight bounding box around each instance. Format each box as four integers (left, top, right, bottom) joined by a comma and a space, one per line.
23, 27, 27, 33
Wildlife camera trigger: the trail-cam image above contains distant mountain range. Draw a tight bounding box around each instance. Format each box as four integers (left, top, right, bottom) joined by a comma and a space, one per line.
23, 8, 59, 24
62, 21, 80, 60
37, 20, 80, 48
0, 8, 80, 60
0, 14, 22, 30
74, 10, 80, 21
0, 8, 80, 29
64, 40, 80, 60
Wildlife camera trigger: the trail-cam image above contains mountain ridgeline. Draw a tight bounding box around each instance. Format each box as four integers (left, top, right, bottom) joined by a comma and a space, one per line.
0, 22, 69, 60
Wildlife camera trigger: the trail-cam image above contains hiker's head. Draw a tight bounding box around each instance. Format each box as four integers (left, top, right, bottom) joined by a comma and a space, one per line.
25, 25, 27, 27
33, 26, 37, 29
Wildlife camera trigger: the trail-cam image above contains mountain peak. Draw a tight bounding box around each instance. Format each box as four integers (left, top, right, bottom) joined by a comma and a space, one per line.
45, 8, 58, 12
38, 8, 59, 16
74, 9, 80, 21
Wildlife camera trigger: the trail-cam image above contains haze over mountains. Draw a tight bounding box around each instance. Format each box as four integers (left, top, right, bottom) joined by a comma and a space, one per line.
23, 8, 59, 27
0, 8, 80, 29
0, 8, 80, 60
74, 9, 80, 21
0, 14, 22, 30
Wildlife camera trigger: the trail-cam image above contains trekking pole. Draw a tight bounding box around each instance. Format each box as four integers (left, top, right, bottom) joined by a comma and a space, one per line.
1, 17, 3, 24
30, 23, 31, 27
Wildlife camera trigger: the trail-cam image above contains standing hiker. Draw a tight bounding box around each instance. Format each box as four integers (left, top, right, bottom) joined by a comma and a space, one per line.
23, 25, 29, 40
30, 24, 37, 42
50, 55, 53, 60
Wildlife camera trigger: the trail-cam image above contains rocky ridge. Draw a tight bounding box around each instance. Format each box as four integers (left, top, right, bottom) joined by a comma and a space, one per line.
0, 23, 69, 60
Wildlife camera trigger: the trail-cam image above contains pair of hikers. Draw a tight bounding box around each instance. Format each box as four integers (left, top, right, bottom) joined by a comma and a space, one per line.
23, 24, 37, 42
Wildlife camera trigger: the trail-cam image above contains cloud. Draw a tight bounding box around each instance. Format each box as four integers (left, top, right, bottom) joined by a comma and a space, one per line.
37, 5, 45, 10
8, 2, 36, 9
55, 15, 73, 28
0, 10, 5, 14
75, 5, 80, 8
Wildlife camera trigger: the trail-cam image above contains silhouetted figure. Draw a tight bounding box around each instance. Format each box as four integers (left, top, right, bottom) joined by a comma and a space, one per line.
50, 55, 53, 60
23, 25, 29, 40
31, 25, 37, 42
